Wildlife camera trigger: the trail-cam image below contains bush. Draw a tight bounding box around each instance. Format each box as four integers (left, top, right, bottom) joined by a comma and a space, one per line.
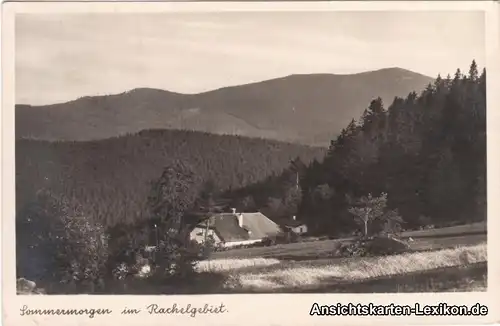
379, 217, 404, 237
261, 237, 276, 247
417, 215, 433, 228
182, 236, 219, 260
289, 231, 302, 243
338, 235, 411, 258
17, 200, 60, 285
265, 231, 301, 245
58, 216, 109, 292
151, 231, 202, 280
200, 235, 218, 259
367, 235, 410, 256
16, 190, 109, 293
338, 240, 370, 257
105, 221, 152, 280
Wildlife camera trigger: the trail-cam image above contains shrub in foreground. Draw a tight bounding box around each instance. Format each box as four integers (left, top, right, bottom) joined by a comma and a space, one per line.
338, 235, 411, 258
17, 190, 109, 293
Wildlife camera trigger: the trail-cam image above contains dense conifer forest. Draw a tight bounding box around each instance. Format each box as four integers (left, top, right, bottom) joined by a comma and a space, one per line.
16, 130, 326, 228
16, 61, 486, 241
228, 61, 487, 236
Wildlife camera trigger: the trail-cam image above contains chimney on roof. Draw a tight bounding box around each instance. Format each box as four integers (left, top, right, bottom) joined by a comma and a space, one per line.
238, 213, 243, 227
231, 208, 236, 214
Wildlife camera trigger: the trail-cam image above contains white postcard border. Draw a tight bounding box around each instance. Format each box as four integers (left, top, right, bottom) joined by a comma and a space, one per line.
2, 2, 499, 326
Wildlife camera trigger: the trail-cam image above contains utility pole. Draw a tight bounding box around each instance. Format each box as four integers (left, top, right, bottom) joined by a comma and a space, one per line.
290, 159, 299, 190
204, 216, 210, 245
153, 223, 159, 264
154, 224, 159, 247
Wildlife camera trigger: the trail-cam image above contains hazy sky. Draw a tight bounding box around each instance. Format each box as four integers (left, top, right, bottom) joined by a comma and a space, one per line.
16, 11, 485, 105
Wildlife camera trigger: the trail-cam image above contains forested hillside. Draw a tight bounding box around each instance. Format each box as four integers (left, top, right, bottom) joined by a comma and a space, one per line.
16, 130, 326, 228
301, 61, 486, 233
227, 61, 487, 235
15, 61, 486, 239
16, 68, 432, 146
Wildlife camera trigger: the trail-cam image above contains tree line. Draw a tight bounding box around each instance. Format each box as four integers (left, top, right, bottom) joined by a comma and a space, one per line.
226, 61, 486, 236
16, 129, 325, 228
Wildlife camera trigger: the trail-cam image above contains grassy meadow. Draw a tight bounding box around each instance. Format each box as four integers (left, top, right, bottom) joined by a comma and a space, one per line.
197, 243, 487, 293
188, 223, 487, 293
66, 223, 488, 295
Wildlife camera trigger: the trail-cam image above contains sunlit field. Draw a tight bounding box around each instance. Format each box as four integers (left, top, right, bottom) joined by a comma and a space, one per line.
18, 223, 487, 295
197, 243, 487, 293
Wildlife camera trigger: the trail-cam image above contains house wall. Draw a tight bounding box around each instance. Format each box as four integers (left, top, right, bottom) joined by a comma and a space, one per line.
190, 228, 264, 248
223, 239, 263, 248
291, 225, 308, 234
189, 227, 222, 244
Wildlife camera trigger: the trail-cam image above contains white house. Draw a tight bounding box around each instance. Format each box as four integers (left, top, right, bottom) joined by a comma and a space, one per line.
189, 209, 282, 248
190, 225, 222, 244
279, 216, 308, 235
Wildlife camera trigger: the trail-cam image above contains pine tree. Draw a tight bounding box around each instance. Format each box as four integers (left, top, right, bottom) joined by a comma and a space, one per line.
433, 74, 443, 91
468, 60, 479, 81
147, 161, 200, 234
479, 68, 486, 91
453, 68, 462, 86
444, 74, 452, 90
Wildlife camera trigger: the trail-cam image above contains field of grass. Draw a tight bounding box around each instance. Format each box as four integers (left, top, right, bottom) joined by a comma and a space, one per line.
20, 223, 487, 295
99, 223, 488, 294
199, 243, 487, 293
402, 221, 486, 238
104, 241, 486, 295
192, 223, 488, 293
297, 262, 487, 293
212, 222, 487, 260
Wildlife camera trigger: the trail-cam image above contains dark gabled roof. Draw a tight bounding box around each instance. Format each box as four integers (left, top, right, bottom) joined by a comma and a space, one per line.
194, 212, 282, 242
277, 218, 306, 228
207, 213, 250, 242
239, 212, 282, 240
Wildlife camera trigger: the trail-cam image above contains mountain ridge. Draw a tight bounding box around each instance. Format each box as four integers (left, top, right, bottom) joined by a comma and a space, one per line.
16, 67, 430, 106
16, 67, 434, 146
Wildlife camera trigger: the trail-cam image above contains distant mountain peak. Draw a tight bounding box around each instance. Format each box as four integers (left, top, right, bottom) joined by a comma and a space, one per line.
16, 68, 434, 146
123, 87, 183, 96
353, 67, 432, 77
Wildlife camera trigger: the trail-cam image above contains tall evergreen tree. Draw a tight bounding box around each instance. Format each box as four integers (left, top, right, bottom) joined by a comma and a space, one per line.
147, 161, 200, 235
295, 60, 486, 233
468, 60, 479, 81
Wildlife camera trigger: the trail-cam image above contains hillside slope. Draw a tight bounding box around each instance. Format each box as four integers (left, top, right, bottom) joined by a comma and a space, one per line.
16, 129, 326, 227
16, 68, 433, 146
